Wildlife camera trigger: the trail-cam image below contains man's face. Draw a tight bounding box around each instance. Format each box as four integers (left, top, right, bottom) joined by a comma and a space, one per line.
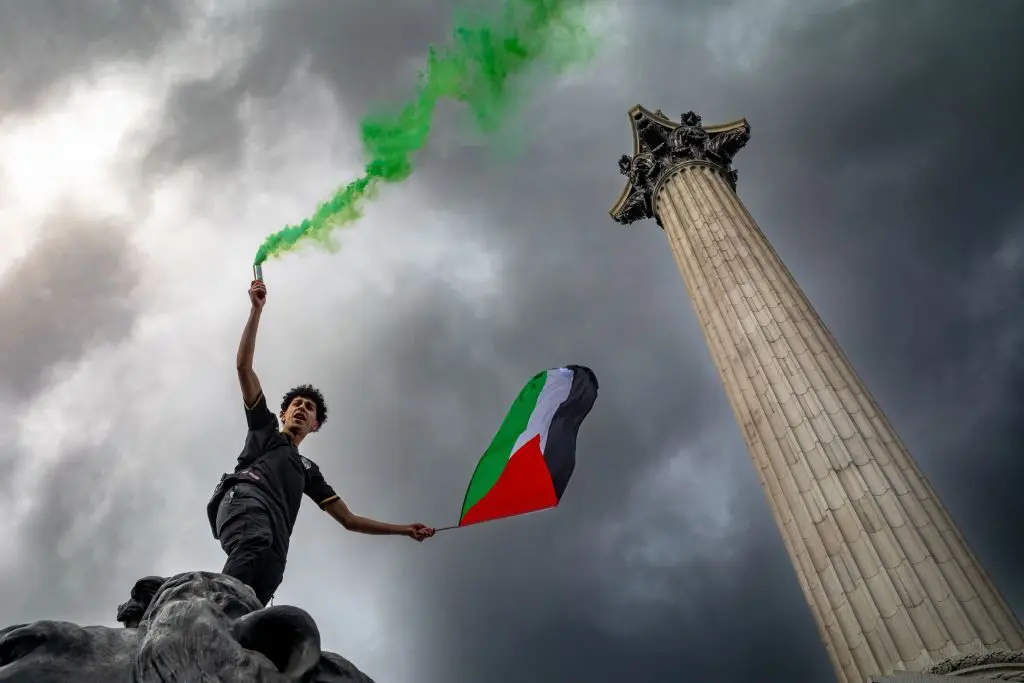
280, 395, 319, 436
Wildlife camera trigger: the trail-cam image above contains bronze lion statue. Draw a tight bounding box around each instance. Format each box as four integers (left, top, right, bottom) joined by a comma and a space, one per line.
0, 571, 373, 682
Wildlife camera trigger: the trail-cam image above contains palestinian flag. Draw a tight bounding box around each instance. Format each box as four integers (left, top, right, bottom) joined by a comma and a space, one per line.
458, 365, 599, 527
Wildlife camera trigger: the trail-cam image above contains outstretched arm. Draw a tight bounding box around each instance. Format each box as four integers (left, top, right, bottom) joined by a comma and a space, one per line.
237, 279, 266, 407
323, 498, 434, 541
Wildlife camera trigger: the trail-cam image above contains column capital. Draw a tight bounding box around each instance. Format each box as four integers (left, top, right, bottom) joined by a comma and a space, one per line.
610, 106, 751, 226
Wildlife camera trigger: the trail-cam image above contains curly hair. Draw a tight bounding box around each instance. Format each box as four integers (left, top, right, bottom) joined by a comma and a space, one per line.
280, 384, 328, 429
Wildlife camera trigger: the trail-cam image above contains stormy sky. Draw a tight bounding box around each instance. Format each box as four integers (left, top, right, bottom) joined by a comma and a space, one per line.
1, 0, 1022, 681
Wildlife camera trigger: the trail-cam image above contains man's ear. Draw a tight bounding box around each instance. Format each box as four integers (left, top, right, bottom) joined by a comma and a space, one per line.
310, 420, 320, 433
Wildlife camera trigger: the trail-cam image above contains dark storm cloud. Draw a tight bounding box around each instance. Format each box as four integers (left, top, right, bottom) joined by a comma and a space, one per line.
706, 0, 1024, 611
0, 215, 141, 402
0, 0, 188, 114
139, 0, 472, 175
9, 0, 1020, 682
271, 0, 1022, 681
171, 0, 834, 676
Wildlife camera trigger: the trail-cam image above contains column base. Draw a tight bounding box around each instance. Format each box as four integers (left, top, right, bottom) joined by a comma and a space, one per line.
871, 675, 999, 682
870, 651, 1024, 681
871, 651, 1024, 681
927, 649, 1024, 680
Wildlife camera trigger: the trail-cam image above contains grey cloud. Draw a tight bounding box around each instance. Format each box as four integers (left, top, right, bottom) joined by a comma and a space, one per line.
3, 0, 1022, 682
423, 518, 831, 682
0, 442, 149, 625
0, 0, 188, 115
271, 0, 1024, 681
270, 205, 832, 680
0, 1, 158, 617
0, 214, 141, 401
706, 0, 1024, 612
139, 0, 473, 175
0, 213, 143, 532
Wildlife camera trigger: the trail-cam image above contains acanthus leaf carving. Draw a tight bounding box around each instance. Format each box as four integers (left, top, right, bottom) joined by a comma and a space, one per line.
612, 109, 751, 226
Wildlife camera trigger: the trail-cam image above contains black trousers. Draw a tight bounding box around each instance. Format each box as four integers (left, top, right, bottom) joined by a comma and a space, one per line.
215, 484, 289, 606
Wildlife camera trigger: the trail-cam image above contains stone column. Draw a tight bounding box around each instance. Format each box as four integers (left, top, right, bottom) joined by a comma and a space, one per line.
610, 107, 1024, 683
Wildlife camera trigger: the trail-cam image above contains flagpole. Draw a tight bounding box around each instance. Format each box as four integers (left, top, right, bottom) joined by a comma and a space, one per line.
432, 507, 554, 534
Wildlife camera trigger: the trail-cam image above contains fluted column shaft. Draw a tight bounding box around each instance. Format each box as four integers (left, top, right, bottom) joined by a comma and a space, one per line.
653, 161, 1024, 683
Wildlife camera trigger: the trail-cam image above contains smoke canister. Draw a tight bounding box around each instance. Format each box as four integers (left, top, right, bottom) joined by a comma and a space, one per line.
253, 264, 263, 282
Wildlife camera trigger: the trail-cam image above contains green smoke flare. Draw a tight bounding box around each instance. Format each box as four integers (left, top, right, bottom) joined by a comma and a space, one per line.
253, 0, 595, 265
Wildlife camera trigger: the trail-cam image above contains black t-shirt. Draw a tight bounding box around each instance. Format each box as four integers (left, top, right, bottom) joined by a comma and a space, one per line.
231, 392, 339, 536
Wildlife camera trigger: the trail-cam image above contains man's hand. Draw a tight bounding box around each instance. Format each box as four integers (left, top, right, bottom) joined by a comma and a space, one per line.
248, 279, 267, 311
404, 523, 435, 542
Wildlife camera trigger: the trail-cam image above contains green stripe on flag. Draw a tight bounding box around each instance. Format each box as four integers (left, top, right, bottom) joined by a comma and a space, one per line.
459, 370, 549, 520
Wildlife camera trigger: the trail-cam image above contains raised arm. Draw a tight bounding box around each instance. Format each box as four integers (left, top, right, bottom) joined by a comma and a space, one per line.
237, 279, 266, 408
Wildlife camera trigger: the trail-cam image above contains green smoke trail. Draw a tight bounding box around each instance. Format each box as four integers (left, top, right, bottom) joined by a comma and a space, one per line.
253, 0, 596, 265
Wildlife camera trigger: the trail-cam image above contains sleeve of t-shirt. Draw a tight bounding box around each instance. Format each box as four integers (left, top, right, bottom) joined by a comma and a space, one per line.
244, 392, 277, 431
304, 460, 339, 509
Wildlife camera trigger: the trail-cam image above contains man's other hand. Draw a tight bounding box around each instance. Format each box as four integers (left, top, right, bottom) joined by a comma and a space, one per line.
249, 280, 267, 311
404, 523, 435, 542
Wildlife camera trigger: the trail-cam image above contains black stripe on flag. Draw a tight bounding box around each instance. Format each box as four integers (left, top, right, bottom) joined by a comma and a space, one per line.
542, 365, 599, 501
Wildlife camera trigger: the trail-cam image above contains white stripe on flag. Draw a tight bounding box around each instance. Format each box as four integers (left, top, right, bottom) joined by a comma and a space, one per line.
508, 368, 573, 460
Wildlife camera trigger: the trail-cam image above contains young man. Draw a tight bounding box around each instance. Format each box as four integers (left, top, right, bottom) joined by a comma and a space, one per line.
206, 278, 435, 605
